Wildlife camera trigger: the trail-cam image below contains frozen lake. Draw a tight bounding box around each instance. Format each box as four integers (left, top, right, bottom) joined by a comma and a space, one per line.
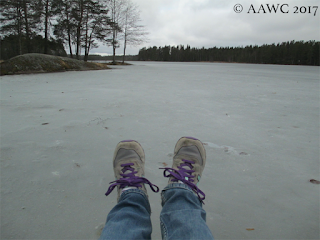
1, 61, 319, 239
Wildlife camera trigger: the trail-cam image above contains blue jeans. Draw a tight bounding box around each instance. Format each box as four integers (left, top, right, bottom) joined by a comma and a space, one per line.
99, 183, 214, 240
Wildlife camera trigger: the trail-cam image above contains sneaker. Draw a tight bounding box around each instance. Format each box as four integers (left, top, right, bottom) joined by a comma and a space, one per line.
160, 136, 207, 203
105, 140, 159, 201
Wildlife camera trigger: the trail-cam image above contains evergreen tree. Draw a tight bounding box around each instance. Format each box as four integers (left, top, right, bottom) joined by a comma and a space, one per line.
81, 0, 112, 61
54, 0, 76, 57
0, 0, 24, 55
0, 0, 39, 53
36, 0, 59, 54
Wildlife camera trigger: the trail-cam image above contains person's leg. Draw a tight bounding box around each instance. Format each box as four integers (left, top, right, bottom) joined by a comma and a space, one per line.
160, 137, 214, 240
99, 189, 152, 240
99, 140, 159, 240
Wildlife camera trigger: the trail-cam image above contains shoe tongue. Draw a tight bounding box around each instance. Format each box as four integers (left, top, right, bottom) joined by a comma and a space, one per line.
180, 160, 193, 170
123, 167, 131, 174
121, 164, 136, 177
177, 161, 194, 181
180, 165, 191, 173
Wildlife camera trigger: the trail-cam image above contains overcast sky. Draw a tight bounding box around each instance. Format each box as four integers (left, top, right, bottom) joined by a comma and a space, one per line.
91, 0, 320, 56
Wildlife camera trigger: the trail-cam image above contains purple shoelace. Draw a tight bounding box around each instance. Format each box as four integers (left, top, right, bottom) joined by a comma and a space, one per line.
105, 163, 159, 196
160, 159, 206, 204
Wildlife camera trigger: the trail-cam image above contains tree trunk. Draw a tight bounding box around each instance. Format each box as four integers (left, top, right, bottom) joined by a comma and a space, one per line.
113, 40, 116, 64
76, 0, 83, 60
16, 5, 22, 55
112, 0, 116, 64
44, 0, 49, 54
76, 28, 81, 59
122, 37, 126, 64
122, 12, 127, 64
85, 24, 95, 62
84, 10, 88, 61
65, 4, 73, 58
22, 0, 31, 53
68, 27, 73, 58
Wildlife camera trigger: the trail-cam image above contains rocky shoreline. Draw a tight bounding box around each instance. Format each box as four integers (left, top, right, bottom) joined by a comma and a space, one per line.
0, 53, 110, 76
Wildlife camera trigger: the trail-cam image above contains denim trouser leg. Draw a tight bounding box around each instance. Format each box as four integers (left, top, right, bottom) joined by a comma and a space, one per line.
160, 183, 214, 240
99, 189, 152, 240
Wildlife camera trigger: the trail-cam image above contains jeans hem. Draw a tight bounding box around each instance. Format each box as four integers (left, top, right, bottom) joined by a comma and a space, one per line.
119, 188, 149, 202
162, 182, 194, 192
161, 183, 199, 205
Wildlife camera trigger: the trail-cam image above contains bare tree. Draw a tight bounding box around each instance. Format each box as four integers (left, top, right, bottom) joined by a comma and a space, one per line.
121, 0, 148, 63
104, 0, 126, 64
44, 0, 50, 53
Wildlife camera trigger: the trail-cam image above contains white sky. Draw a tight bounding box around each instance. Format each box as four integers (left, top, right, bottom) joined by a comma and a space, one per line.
91, 0, 320, 56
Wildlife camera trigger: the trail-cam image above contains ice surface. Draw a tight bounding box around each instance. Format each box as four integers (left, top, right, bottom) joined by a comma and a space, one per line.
1, 62, 319, 239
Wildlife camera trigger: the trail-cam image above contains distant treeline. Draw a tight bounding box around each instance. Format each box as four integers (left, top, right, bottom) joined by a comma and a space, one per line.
82, 54, 138, 61
138, 40, 320, 66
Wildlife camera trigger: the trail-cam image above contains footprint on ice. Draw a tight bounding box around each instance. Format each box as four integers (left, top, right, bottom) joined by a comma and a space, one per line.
239, 152, 249, 155
310, 179, 320, 184
203, 142, 249, 156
